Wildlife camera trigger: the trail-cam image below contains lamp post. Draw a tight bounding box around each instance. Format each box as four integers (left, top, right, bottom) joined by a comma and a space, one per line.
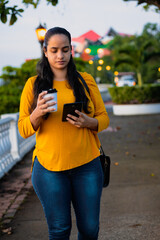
35, 23, 47, 55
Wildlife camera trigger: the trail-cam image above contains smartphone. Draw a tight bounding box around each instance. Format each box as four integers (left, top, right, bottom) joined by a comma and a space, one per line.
62, 102, 83, 122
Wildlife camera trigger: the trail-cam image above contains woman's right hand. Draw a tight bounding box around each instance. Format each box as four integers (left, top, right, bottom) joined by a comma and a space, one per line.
35, 91, 56, 117
30, 91, 56, 131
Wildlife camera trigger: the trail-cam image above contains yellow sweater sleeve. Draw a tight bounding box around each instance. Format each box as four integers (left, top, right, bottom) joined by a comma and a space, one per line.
80, 72, 110, 133
18, 76, 37, 138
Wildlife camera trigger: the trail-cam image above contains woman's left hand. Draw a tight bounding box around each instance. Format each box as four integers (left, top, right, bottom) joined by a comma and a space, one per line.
66, 110, 98, 131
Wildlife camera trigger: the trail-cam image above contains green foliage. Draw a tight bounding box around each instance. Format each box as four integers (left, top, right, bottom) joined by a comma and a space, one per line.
0, 59, 39, 114
123, 0, 160, 12
0, 0, 24, 25
0, 0, 58, 25
108, 85, 160, 104
0, 82, 22, 114
46, 0, 58, 6
22, 0, 58, 8
73, 58, 88, 72
0, 59, 39, 87
85, 55, 114, 83
112, 23, 160, 85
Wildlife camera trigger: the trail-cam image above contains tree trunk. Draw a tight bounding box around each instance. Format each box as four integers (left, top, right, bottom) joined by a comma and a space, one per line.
137, 72, 143, 86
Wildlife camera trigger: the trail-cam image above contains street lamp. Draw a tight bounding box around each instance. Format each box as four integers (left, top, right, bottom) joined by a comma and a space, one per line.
35, 23, 47, 54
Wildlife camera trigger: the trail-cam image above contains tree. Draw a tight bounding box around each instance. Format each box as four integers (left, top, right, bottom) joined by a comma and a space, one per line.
0, 59, 39, 114
123, 0, 160, 12
0, 0, 58, 25
112, 23, 160, 85
0, 59, 39, 87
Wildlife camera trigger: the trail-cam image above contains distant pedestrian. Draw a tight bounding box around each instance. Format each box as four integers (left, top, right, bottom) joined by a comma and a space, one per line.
18, 27, 109, 240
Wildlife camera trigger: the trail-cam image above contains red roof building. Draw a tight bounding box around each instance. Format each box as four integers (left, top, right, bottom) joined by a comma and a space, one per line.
72, 30, 101, 43
72, 28, 132, 60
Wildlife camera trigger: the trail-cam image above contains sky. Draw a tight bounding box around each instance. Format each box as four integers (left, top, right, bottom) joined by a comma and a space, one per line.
0, 0, 159, 74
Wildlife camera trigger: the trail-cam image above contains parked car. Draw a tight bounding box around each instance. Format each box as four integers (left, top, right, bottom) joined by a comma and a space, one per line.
116, 75, 136, 87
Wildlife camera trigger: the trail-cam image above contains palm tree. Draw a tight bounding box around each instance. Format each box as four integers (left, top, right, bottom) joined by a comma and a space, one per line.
113, 29, 160, 86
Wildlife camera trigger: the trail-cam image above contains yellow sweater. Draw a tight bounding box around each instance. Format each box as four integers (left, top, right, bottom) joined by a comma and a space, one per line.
18, 72, 109, 171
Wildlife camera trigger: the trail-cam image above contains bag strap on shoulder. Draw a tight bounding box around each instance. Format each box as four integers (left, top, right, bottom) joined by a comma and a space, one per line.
77, 72, 103, 151
77, 71, 90, 96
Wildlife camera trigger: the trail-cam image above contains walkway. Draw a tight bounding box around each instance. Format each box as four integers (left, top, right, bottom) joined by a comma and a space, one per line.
0, 112, 160, 239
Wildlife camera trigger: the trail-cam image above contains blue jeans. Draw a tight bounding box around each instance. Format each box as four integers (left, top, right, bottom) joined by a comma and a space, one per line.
31, 156, 103, 240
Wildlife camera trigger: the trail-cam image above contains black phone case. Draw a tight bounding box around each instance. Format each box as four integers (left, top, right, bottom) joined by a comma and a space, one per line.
62, 102, 83, 122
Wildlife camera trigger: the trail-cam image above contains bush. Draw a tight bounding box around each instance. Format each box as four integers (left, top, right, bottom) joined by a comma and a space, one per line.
0, 83, 22, 114
73, 57, 88, 72
108, 85, 160, 104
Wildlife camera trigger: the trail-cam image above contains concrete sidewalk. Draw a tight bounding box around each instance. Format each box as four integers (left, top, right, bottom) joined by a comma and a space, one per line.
0, 112, 160, 239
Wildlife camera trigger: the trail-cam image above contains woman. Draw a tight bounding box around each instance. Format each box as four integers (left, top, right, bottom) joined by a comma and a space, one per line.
18, 27, 109, 240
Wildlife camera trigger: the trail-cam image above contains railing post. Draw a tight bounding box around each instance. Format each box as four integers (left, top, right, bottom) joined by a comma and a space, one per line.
1, 113, 20, 160
0, 118, 14, 178
0, 113, 36, 179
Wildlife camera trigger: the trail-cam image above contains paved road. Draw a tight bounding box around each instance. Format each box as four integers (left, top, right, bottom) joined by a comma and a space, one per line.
0, 112, 160, 240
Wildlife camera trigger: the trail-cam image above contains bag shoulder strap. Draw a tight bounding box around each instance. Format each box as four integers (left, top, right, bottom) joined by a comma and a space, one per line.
77, 72, 102, 150
77, 71, 90, 96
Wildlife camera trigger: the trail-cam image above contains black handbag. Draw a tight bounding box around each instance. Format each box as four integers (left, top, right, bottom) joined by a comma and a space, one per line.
100, 146, 111, 187
77, 72, 111, 188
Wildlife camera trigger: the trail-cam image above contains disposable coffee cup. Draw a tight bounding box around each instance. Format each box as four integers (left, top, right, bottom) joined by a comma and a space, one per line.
43, 88, 58, 112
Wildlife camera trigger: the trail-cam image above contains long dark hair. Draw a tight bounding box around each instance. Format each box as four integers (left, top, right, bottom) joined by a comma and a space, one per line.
31, 27, 90, 119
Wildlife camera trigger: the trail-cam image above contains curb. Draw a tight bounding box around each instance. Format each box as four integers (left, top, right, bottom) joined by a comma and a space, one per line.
1, 177, 32, 224
0, 150, 33, 234
0, 175, 32, 226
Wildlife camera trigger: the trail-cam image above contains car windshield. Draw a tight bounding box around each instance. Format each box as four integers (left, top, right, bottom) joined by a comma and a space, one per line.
119, 76, 135, 81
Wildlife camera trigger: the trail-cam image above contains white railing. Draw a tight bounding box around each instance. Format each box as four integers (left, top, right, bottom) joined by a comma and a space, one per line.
0, 113, 35, 179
